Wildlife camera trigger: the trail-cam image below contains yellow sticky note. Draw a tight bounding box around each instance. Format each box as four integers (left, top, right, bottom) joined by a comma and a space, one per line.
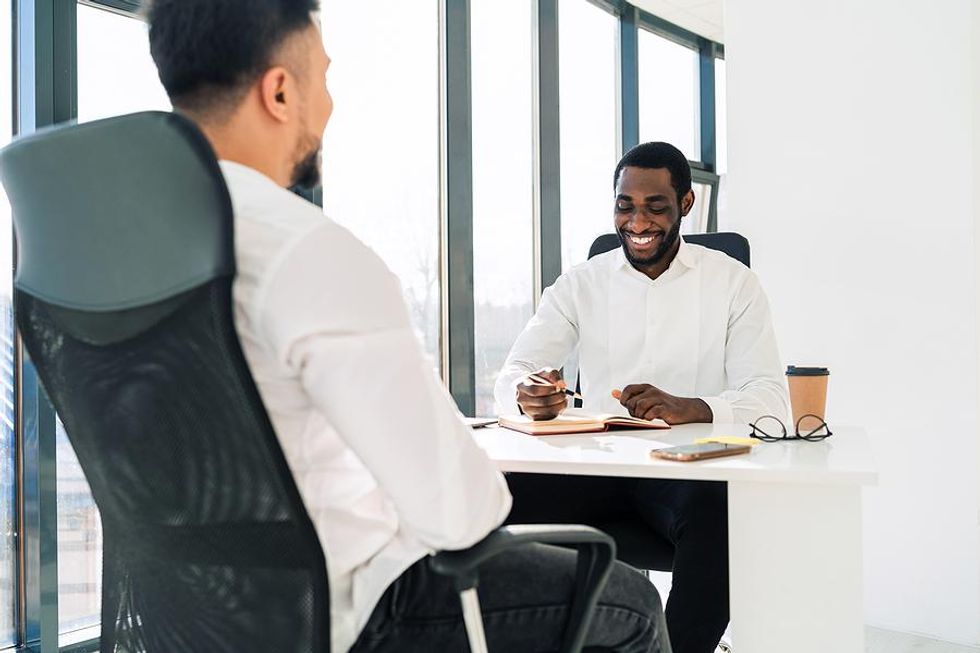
694, 436, 760, 447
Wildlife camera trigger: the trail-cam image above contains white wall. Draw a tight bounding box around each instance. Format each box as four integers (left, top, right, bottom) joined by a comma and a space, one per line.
725, 0, 980, 645
972, 5, 980, 620
974, 0, 980, 632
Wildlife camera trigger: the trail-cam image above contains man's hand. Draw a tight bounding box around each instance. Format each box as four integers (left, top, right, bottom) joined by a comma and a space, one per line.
616, 384, 712, 424
516, 368, 568, 421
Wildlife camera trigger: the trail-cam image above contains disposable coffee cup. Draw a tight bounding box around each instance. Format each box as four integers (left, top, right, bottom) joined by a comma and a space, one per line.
785, 366, 829, 427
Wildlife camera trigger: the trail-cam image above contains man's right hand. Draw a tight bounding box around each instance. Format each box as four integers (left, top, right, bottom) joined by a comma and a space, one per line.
515, 368, 568, 421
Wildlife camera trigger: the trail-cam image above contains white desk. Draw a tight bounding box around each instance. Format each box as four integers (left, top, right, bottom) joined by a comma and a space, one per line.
474, 423, 877, 653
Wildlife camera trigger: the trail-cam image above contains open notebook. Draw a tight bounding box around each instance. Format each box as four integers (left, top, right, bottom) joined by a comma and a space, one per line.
498, 409, 670, 436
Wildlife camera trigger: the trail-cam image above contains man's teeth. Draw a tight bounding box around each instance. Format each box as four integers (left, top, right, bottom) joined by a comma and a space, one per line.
629, 235, 656, 245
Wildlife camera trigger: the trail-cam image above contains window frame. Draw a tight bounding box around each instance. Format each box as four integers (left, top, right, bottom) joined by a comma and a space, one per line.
77, 0, 138, 17
13, 2, 78, 652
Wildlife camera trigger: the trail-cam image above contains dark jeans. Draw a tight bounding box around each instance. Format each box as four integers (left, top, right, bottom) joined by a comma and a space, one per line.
350, 542, 671, 652
505, 474, 728, 653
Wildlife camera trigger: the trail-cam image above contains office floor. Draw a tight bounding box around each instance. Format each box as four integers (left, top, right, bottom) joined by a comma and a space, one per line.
647, 573, 980, 653
864, 628, 980, 653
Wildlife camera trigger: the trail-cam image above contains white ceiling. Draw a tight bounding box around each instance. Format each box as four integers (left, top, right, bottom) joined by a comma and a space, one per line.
629, 0, 724, 43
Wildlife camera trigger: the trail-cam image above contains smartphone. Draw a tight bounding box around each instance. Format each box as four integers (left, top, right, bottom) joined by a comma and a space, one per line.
650, 442, 751, 462
464, 417, 498, 429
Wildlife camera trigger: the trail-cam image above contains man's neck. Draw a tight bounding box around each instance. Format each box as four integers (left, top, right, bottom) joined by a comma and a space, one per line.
190, 112, 292, 188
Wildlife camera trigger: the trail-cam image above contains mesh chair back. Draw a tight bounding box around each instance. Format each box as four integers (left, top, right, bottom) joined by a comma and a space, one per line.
588, 231, 751, 267
0, 112, 328, 652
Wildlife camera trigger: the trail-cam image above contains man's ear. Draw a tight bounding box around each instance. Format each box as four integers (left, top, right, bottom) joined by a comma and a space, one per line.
680, 189, 695, 216
259, 66, 290, 123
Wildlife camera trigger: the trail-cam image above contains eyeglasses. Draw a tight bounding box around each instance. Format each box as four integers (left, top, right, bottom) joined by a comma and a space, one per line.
749, 414, 833, 442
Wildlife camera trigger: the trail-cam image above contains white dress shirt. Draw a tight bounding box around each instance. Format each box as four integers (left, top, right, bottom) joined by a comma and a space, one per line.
220, 161, 512, 652
494, 238, 790, 424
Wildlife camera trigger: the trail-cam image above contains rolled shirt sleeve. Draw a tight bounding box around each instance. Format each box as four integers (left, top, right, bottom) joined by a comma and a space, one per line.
493, 274, 580, 415
699, 272, 790, 424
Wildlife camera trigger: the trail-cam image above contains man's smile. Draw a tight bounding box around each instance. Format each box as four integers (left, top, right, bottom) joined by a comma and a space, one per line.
624, 231, 663, 251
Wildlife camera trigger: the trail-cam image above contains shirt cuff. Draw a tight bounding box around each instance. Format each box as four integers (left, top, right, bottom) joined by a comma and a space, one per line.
699, 396, 734, 424
493, 377, 523, 416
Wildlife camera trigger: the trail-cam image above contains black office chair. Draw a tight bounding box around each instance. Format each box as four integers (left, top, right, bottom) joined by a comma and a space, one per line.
580, 231, 750, 574
0, 111, 616, 653
587, 232, 750, 267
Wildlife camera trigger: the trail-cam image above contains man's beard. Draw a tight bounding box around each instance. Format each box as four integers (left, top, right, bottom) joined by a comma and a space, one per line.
291, 135, 322, 190
618, 216, 682, 268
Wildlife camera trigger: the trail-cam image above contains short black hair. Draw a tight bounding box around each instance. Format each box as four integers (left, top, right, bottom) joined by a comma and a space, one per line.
145, 0, 320, 114
613, 142, 692, 203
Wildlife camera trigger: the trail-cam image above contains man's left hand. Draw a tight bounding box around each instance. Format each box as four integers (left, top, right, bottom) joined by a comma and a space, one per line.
617, 384, 712, 424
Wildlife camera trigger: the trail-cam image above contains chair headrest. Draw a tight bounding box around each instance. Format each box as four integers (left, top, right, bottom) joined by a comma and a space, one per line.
0, 111, 234, 311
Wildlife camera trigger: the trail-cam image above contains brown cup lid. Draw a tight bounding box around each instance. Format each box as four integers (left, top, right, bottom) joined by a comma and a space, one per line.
786, 366, 829, 376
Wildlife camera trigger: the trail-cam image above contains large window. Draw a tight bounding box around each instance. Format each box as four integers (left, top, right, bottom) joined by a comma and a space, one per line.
318, 2, 442, 370
559, 0, 619, 271
471, 0, 534, 415
57, 5, 170, 638
56, 415, 101, 636
76, 5, 170, 123
0, 0, 14, 646
0, 3, 725, 647
638, 28, 700, 160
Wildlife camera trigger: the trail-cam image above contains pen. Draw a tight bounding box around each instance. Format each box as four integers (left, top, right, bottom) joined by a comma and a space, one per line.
527, 373, 585, 401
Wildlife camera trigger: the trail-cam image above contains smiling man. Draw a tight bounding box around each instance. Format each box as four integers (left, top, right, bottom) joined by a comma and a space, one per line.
494, 141, 789, 653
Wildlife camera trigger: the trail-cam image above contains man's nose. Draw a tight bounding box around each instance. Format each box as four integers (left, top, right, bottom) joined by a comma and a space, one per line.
625, 211, 654, 230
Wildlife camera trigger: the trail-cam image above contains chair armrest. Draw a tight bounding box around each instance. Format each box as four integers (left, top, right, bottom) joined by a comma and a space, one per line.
429, 524, 617, 653
429, 524, 614, 581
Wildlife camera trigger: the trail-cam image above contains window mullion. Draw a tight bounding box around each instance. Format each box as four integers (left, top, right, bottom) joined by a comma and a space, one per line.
532, 0, 561, 298
14, 0, 76, 650
441, 0, 476, 415
698, 39, 716, 172
617, 5, 638, 155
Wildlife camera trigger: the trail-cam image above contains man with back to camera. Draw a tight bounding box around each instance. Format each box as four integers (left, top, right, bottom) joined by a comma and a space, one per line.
494, 142, 790, 653
145, 1, 671, 651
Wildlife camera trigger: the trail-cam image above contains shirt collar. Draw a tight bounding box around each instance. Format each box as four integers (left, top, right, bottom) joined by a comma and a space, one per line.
613, 234, 699, 278
218, 159, 282, 192
675, 236, 698, 269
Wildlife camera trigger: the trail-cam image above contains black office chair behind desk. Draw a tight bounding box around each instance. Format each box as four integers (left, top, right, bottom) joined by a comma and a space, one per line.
587, 232, 750, 268
581, 232, 749, 653
1, 112, 616, 653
